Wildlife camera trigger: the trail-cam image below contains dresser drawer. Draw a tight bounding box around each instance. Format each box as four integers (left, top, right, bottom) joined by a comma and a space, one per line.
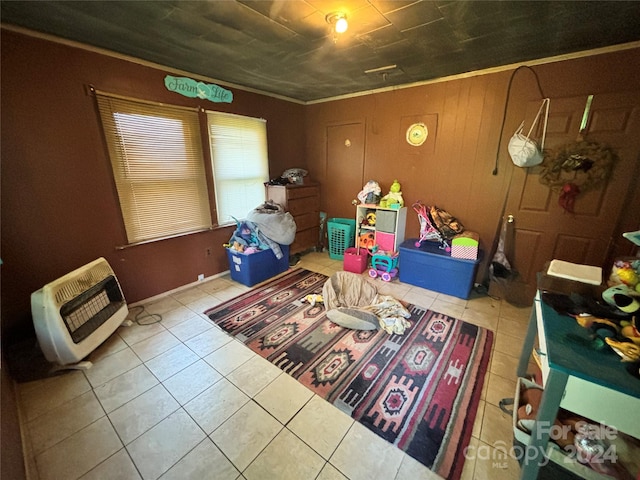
294, 212, 318, 231
288, 196, 318, 216
287, 185, 320, 200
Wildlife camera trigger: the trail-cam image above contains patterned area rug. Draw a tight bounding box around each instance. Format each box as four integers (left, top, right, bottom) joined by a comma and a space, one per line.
205, 268, 493, 480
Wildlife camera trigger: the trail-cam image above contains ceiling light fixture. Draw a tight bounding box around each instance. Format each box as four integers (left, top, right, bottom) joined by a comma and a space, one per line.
326, 12, 348, 35
364, 64, 397, 74
365, 64, 398, 82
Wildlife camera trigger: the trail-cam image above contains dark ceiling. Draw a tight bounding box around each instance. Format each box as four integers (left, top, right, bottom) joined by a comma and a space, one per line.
2, 1, 640, 102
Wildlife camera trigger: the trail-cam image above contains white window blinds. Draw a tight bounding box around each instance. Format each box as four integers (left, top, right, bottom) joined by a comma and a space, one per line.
96, 93, 212, 244
207, 111, 269, 225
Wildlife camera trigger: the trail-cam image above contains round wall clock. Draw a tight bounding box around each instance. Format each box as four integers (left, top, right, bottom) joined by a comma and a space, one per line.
406, 123, 428, 146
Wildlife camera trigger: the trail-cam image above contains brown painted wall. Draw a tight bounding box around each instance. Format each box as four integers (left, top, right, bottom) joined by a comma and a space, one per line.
306, 47, 640, 279
1, 30, 306, 342
0, 31, 306, 474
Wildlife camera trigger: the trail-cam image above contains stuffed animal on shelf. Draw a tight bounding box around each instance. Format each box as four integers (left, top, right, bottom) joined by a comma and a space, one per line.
573, 313, 640, 363
379, 179, 404, 208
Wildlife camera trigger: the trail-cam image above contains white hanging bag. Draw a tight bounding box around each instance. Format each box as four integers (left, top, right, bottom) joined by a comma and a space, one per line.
508, 98, 550, 167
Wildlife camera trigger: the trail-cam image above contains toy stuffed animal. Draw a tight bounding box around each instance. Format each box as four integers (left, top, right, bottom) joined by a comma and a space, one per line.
519, 381, 637, 479
620, 315, 640, 346
379, 179, 404, 208
303, 294, 323, 307
605, 337, 640, 362
517, 384, 575, 450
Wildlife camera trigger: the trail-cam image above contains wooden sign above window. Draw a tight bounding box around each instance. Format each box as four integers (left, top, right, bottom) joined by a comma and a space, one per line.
164, 75, 233, 103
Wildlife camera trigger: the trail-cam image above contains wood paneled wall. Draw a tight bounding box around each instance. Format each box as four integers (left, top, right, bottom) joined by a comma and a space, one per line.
305, 47, 640, 282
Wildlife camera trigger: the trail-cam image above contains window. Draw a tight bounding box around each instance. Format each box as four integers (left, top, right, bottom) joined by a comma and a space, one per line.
96, 93, 212, 244
208, 111, 269, 226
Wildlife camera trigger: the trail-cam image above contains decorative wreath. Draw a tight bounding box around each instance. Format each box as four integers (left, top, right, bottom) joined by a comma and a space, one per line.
539, 140, 618, 194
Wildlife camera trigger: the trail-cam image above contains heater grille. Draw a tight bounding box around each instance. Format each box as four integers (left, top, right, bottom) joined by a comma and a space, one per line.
59, 276, 125, 344
32, 257, 129, 366
53, 262, 114, 306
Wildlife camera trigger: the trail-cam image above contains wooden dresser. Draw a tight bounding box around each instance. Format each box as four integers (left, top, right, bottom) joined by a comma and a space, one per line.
265, 182, 320, 255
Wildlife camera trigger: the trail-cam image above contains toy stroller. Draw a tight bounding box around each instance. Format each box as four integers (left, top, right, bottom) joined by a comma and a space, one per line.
412, 202, 451, 252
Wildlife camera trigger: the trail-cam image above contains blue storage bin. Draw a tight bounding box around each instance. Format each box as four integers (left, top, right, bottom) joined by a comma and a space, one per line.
398, 239, 481, 299
226, 245, 289, 287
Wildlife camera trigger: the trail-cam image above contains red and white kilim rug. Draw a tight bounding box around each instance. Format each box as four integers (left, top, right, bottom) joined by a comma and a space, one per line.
205, 268, 493, 480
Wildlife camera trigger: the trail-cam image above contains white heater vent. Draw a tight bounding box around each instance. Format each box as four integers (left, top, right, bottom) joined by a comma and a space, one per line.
53, 261, 115, 305
31, 258, 129, 367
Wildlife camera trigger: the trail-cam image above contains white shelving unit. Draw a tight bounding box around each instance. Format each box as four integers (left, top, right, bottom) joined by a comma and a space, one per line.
354, 204, 407, 253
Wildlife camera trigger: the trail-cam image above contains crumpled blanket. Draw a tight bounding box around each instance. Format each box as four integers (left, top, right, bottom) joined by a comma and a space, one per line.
246, 200, 297, 246
322, 271, 378, 311
322, 272, 411, 334
362, 295, 411, 334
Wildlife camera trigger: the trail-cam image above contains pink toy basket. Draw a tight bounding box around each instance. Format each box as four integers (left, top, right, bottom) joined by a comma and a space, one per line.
343, 247, 369, 274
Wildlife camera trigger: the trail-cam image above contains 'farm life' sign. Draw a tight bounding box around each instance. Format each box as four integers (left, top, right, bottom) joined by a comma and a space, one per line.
164, 75, 233, 103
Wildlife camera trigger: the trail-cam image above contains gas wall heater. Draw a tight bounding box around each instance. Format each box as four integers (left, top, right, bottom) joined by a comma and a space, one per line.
31, 257, 129, 370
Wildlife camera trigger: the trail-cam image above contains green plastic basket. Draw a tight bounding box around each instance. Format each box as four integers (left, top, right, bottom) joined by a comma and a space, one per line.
327, 218, 356, 260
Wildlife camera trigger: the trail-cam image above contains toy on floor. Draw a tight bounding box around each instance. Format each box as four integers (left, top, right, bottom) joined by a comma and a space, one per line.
303, 294, 323, 307
368, 250, 399, 282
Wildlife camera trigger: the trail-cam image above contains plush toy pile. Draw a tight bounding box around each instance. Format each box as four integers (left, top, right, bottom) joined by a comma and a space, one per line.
226, 201, 296, 260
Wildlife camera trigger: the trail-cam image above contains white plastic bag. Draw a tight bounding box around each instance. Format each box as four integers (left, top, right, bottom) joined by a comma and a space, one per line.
508, 98, 550, 167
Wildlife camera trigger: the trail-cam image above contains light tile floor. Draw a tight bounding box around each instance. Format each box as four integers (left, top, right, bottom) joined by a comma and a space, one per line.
16, 251, 533, 480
